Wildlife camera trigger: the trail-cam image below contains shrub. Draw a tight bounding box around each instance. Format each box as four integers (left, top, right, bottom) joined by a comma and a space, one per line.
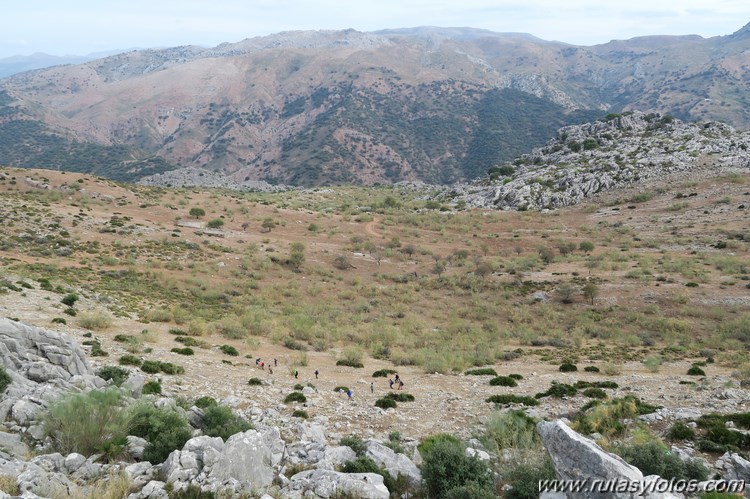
78, 310, 113, 330
504, 458, 557, 499
90, 342, 108, 357
669, 421, 695, 440
372, 369, 398, 377
219, 344, 239, 356
51, 317, 67, 324
201, 405, 252, 440
485, 394, 539, 407
574, 395, 659, 437
418, 433, 462, 457
141, 360, 161, 374
128, 403, 192, 464
293, 383, 304, 391
336, 359, 364, 368
584, 366, 600, 373
536, 383, 577, 399
616, 440, 708, 481
574, 381, 618, 389
96, 366, 129, 386
171, 347, 194, 356
421, 439, 494, 499
0, 367, 11, 393
559, 362, 578, 372
375, 397, 397, 409
284, 392, 307, 404
444, 483, 498, 499
482, 410, 541, 459
340, 435, 367, 456
194, 396, 217, 409
247, 377, 263, 386
43, 388, 129, 458
509, 373, 523, 380
465, 368, 497, 376
687, 366, 706, 376
188, 207, 205, 218
168, 328, 187, 336
385, 392, 415, 402
489, 375, 518, 387
119, 354, 142, 366
583, 388, 607, 399
159, 362, 184, 375
292, 410, 309, 419
142, 380, 162, 395
61, 293, 79, 307
206, 218, 224, 229
63, 307, 77, 316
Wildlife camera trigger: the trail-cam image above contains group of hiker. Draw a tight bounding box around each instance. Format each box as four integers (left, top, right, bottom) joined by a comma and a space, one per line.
252, 357, 405, 399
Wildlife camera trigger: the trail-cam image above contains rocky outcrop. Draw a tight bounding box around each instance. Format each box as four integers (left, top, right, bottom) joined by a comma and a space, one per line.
288, 469, 390, 499
445, 112, 750, 211
139, 168, 291, 192
538, 419, 680, 499
364, 440, 422, 487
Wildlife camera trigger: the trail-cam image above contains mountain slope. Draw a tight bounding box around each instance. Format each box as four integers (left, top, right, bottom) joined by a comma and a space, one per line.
0, 25, 748, 185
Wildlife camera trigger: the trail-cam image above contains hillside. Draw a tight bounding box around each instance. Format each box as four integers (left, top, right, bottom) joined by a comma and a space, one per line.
0, 25, 748, 185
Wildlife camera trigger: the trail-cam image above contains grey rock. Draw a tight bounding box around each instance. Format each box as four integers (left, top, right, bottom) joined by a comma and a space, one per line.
364, 440, 421, 488
63, 452, 86, 473
17, 467, 80, 498
128, 480, 169, 499
209, 430, 274, 491
716, 452, 750, 482
316, 445, 357, 470
0, 431, 30, 458
538, 419, 643, 498
127, 435, 148, 461
10, 398, 43, 426
289, 469, 389, 499
122, 373, 145, 399
126, 462, 158, 489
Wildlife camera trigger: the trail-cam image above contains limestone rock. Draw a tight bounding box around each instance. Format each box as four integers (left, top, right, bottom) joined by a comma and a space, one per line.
0, 431, 30, 459
289, 469, 390, 499
364, 440, 421, 488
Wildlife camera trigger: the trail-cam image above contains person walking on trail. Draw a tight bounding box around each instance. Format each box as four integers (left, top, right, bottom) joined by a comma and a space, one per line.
347, 389, 353, 400
398, 379, 404, 390
294, 369, 298, 379
260, 361, 265, 370
314, 369, 319, 379
268, 367, 273, 375
274, 358, 278, 367
370, 382, 374, 394
389, 378, 394, 390
394, 373, 400, 383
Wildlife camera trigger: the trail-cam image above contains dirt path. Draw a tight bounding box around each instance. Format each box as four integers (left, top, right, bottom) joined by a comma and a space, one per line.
365, 218, 382, 238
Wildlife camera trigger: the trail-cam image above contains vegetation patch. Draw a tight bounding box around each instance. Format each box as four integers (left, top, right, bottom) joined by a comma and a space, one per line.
385, 392, 415, 402
375, 397, 397, 409
535, 382, 577, 399
489, 375, 518, 387
485, 394, 539, 407
372, 369, 398, 377
465, 368, 497, 376
219, 344, 239, 356
284, 392, 307, 404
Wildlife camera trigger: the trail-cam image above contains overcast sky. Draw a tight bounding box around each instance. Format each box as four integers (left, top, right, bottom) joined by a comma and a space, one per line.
2, 0, 748, 58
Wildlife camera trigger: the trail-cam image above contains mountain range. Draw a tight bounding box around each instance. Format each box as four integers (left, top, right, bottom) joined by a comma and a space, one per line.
0, 24, 748, 185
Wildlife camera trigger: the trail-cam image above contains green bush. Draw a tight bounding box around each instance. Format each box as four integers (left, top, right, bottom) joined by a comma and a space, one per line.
504, 458, 557, 499
142, 380, 161, 395
194, 396, 218, 409
96, 366, 129, 386
421, 439, 494, 499
385, 392, 415, 402
63, 307, 77, 316
536, 383, 577, 399
284, 392, 307, 404
574, 380, 618, 389
444, 483, 497, 499
128, 403, 192, 463
292, 410, 309, 419
574, 396, 659, 437
340, 456, 403, 495
372, 369, 398, 377
247, 377, 263, 386
141, 360, 161, 374
669, 421, 696, 440
559, 362, 578, 372
90, 342, 108, 357
375, 397, 397, 409
485, 394, 539, 406
201, 405, 252, 440
340, 435, 367, 456
61, 293, 79, 307
482, 410, 541, 458
118, 354, 142, 366
219, 344, 239, 356
336, 359, 364, 368
51, 317, 66, 324
509, 373, 523, 380
0, 366, 11, 393
584, 366, 600, 372
464, 368, 497, 376
418, 433, 462, 457
170, 347, 194, 356
43, 388, 129, 458
333, 385, 349, 392
616, 440, 708, 481
583, 388, 607, 399
687, 366, 706, 376
159, 362, 184, 375
489, 375, 518, 387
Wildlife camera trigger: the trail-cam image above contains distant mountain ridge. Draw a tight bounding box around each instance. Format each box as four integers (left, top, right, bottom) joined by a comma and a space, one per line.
0, 24, 748, 186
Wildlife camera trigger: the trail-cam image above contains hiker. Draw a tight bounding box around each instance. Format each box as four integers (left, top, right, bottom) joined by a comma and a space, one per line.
260, 361, 265, 370
314, 369, 319, 379
255, 357, 261, 366
294, 369, 298, 379
268, 367, 273, 375
274, 358, 278, 367
394, 373, 400, 383
398, 379, 404, 390
370, 382, 374, 393
389, 378, 394, 389
347, 389, 353, 400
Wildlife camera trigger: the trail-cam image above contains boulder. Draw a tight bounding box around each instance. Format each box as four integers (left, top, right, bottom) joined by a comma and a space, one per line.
0, 430, 30, 459
126, 435, 148, 461
128, 480, 169, 499
316, 446, 357, 470
364, 440, 421, 488
289, 469, 389, 499
716, 451, 750, 483
209, 430, 274, 491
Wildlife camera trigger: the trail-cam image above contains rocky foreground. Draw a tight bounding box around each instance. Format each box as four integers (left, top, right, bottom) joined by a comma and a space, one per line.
1, 318, 750, 498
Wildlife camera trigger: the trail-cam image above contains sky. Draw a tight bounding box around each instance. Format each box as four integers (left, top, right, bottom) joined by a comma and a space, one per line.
1, 0, 748, 58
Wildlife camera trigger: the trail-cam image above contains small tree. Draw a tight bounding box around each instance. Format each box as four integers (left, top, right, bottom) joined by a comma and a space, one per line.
538, 246, 555, 264
582, 282, 599, 305
289, 242, 305, 271
433, 261, 446, 278
474, 260, 494, 279
261, 218, 275, 232
556, 283, 577, 304
206, 219, 224, 229
579, 241, 595, 254
189, 207, 206, 218
334, 255, 350, 270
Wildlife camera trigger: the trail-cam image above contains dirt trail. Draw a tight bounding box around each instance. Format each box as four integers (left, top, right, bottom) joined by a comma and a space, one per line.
365, 218, 382, 238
